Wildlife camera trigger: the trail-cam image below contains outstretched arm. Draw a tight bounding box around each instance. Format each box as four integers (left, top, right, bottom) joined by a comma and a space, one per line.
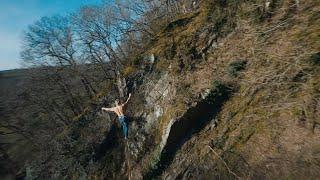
101, 107, 114, 112
122, 93, 132, 106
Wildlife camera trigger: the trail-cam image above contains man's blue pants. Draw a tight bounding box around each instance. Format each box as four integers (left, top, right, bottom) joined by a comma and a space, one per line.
118, 115, 128, 138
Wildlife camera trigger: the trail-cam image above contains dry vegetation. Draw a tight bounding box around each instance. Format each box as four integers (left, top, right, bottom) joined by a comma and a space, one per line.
155, 0, 320, 179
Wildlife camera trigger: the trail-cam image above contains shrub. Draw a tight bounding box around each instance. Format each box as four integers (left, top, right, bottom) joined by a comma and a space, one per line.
309, 52, 320, 65
122, 66, 137, 77
155, 59, 170, 71
133, 55, 144, 66
206, 80, 231, 105
227, 60, 247, 77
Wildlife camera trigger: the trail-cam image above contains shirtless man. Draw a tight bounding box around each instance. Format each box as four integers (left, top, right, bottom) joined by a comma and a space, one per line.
101, 93, 131, 139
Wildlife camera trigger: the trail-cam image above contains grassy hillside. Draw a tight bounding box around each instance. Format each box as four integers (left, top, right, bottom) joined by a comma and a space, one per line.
134, 0, 320, 179
0, 69, 29, 99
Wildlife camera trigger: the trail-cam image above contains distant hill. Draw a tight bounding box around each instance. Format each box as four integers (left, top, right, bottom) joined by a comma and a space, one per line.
0, 69, 29, 101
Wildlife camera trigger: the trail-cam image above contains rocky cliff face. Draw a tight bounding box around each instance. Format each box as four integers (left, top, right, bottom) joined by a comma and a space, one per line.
125, 0, 320, 179
25, 0, 320, 179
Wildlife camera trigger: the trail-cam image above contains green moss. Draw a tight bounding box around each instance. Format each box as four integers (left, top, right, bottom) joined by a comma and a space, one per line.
147, 145, 162, 173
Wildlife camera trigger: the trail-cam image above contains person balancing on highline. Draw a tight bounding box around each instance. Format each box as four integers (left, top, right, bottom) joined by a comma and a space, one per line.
101, 93, 131, 139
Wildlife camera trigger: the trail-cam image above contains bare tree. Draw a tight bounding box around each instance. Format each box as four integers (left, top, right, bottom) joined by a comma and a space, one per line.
22, 15, 97, 99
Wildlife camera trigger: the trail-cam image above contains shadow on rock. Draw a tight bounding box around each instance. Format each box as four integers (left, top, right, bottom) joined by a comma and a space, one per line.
145, 82, 233, 179
94, 124, 120, 161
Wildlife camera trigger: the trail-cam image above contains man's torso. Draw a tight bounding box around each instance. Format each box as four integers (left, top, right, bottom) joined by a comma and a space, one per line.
114, 105, 125, 117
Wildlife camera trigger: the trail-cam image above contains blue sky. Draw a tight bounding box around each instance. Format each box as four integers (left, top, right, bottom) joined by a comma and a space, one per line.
0, 0, 106, 71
